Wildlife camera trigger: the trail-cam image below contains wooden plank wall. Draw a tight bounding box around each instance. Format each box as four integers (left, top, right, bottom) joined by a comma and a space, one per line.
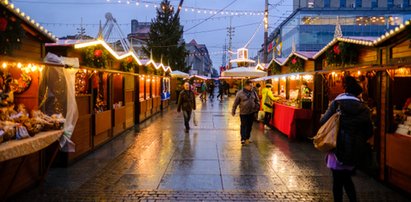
392, 40, 411, 59
358, 48, 378, 64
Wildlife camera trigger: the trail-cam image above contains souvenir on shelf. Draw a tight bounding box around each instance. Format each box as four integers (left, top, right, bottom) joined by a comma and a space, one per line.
75, 70, 89, 95
0, 103, 66, 144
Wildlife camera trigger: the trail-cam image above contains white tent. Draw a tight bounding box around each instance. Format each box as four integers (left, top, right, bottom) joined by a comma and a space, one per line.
170, 70, 189, 78
221, 67, 267, 78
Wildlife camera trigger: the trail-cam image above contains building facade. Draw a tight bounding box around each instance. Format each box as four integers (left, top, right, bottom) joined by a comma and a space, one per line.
185, 39, 213, 76
261, 2, 411, 59
293, 0, 411, 10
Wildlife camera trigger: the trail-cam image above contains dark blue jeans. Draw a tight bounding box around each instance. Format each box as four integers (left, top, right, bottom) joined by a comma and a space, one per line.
183, 110, 192, 130
240, 113, 254, 141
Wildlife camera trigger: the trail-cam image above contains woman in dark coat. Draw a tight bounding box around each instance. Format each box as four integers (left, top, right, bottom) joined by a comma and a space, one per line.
320, 76, 373, 202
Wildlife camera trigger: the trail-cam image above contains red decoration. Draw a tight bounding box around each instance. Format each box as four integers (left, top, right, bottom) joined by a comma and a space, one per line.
127, 57, 133, 63
94, 49, 103, 57
0, 18, 8, 32
333, 45, 341, 55
291, 58, 297, 64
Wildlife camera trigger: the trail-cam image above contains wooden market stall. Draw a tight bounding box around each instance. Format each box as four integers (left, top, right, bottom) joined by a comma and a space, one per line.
372, 20, 411, 194
0, 1, 64, 199
45, 39, 144, 164
263, 52, 316, 139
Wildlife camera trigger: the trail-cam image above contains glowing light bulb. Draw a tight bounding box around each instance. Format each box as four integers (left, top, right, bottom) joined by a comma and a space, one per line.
2, 62, 7, 68
17, 63, 22, 68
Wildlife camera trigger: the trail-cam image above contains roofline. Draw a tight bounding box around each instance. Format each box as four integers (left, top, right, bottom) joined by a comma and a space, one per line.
1, 0, 57, 42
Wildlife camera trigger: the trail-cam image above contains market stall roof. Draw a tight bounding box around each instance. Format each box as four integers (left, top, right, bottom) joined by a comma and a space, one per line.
170, 70, 189, 78
313, 36, 377, 59
268, 51, 317, 67
373, 18, 411, 46
189, 75, 211, 80
1, 0, 57, 42
229, 58, 256, 64
221, 67, 267, 78
218, 76, 248, 80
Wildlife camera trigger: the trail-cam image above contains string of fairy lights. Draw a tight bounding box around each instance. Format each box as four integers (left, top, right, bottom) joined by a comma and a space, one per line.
105, 0, 265, 16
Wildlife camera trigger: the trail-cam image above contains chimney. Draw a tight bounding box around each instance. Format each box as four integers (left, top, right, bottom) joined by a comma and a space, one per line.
131, 19, 138, 33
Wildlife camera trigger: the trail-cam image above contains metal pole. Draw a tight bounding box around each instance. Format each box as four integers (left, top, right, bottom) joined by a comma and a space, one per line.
263, 0, 269, 63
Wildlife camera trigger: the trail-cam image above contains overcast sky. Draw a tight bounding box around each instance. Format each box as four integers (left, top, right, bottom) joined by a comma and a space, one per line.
13, 0, 292, 68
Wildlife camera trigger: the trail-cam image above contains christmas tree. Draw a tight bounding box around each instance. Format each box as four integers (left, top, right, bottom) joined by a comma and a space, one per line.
144, 0, 188, 72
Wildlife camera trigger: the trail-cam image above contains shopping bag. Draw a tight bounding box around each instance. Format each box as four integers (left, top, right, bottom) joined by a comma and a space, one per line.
313, 112, 340, 152
192, 111, 198, 126
257, 110, 265, 122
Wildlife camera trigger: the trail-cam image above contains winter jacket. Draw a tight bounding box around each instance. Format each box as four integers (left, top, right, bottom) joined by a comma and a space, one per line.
261, 87, 278, 113
320, 93, 373, 166
177, 90, 196, 112
232, 89, 260, 115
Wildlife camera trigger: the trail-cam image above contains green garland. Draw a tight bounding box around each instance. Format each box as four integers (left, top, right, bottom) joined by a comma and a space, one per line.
325, 42, 358, 67
268, 61, 281, 75
289, 56, 304, 73
81, 46, 112, 68
0, 10, 25, 55
120, 57, 137, 72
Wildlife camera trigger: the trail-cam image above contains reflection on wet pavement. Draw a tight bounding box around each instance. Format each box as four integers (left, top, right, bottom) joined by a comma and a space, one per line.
13, 97, 408, 201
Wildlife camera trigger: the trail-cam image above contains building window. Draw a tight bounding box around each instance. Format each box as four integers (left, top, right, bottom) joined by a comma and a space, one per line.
307, 0, 315, 8
387, 0, 394, 8
340, 0, 346, 8
355, 0, 361, 7
324, 0, 330, 7
371, 0, 378, 8
404, 0, 410, 7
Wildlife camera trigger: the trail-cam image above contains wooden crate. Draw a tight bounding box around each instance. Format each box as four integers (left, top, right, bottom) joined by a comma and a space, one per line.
113, 106, 126, 136
94, 110, 112, 147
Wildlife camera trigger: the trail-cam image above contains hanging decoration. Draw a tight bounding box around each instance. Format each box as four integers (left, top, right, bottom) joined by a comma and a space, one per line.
9, 72, 32, 94
268, 61, 281, 75
120, 57, 137, 72
81, 46, 111, 68
288, 56, 304, 73
75, 70, 89, 95
325, 42, 359, 67
0, 10, 25, 55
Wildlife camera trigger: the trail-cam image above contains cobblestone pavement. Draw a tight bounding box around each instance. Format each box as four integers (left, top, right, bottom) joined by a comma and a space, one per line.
12, 97, 410, 201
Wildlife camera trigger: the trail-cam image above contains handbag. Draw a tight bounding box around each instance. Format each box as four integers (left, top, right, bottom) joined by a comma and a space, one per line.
264, 91, 273, 108
313, 110, 340, 152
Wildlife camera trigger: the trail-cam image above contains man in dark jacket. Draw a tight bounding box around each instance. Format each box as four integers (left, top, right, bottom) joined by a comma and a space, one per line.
178, 82, 196, 133
232, 80, 260, 145
320, 76, 373, 202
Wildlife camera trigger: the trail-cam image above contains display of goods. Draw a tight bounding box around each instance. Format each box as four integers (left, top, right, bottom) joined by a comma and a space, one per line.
0, 104, 66, 144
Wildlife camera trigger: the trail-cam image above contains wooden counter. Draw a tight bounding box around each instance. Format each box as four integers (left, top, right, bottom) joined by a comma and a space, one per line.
94, 110, 112, 147
386, 133, 411, 194
270, 103, 313, 139
112, 106, 126, 136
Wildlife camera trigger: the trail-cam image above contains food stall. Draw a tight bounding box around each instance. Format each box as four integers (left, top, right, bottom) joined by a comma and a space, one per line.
261, 52, 316, 139
0, 1, 65, 199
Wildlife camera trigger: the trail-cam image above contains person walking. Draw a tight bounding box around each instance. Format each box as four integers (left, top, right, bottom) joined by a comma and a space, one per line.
200, 81, 207, 102
320, 76, 373, 202
208, 81, 215, 100
232, 80, 260, 145
217, 81, 225, 101
261, 82, 277, 129
178, 82, 196, 133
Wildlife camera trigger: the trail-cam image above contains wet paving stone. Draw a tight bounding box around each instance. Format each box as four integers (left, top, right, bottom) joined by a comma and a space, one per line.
11, 97, 410, 202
